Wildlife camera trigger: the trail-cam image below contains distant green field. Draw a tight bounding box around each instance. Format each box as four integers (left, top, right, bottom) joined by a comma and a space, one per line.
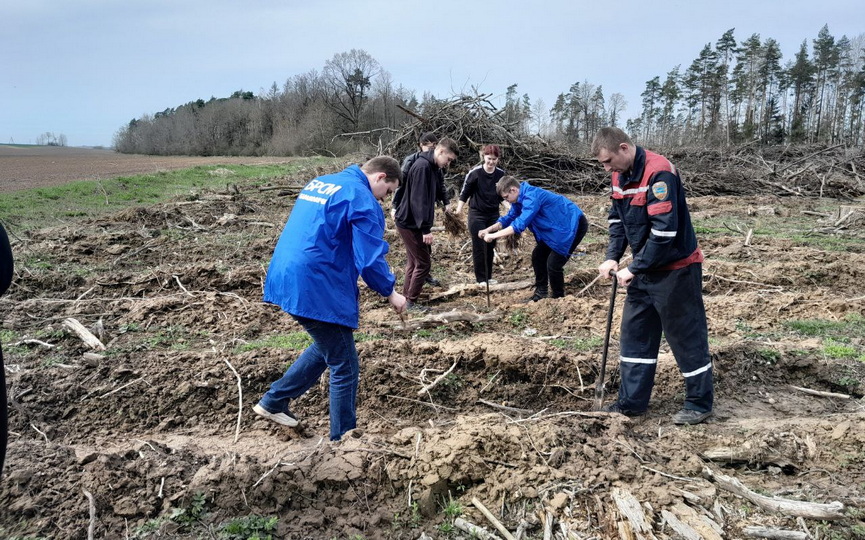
0, 157, 338, 232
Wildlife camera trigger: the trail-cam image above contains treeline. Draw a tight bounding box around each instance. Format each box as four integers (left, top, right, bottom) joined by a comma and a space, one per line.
114, 50, 420, 156
629, 25, 865, 147
114, 26, 865, 156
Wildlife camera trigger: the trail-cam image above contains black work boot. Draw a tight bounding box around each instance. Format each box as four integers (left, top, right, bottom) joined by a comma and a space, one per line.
524, 288, 548, 303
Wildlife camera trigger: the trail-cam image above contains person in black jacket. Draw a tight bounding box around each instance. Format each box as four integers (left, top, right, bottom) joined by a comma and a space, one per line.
394, 137, 458, 310
392, 132, 449, 287
0, 221, 13, 478
455, 144, 505, 284
592, 127, 713, 425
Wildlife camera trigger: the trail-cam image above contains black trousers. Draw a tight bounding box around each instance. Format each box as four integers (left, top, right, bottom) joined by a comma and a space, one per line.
468, 211, 499, 282
531, 214, 589, 297
616, 263, 713, 413
1, 343, 6, 478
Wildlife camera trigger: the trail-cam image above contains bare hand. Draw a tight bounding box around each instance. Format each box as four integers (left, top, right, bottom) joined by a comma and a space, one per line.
616, 267, 634, 287
598, 259, 619, 279
389, 291, 407, 314
422, 233, 434, 245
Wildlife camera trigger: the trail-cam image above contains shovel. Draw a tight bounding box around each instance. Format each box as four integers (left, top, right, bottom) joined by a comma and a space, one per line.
483, 241, 491, 309
594, 271, 618, 410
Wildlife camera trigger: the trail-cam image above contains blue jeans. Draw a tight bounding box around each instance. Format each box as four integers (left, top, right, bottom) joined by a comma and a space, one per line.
258, 315, 359, 441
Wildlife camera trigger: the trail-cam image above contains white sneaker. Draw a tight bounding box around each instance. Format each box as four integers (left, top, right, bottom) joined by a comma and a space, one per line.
487, 279, 498, 285
253, 403, 299, 427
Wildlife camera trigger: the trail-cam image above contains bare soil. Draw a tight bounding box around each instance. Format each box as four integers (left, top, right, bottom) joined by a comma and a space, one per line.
1, 148, 865, 539
0, 145, 291, 192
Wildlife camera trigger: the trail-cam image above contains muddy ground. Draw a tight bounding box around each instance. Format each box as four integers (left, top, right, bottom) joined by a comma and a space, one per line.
1, 149, 865, 539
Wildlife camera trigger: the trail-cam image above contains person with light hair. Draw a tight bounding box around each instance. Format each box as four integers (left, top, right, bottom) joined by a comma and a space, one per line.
591, 126, 713, 425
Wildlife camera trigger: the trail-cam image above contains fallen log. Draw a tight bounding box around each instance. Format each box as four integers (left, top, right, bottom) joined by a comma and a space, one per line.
611, 487, 658, 540
660, 501, 723, 540
428, 280, 532, 302
700, 446, 794, 469
703, 466, 845, 520
454, 517, 502, 540
62, 318, 106, 351
387, 309, 501, 330
742, 526, 808, 539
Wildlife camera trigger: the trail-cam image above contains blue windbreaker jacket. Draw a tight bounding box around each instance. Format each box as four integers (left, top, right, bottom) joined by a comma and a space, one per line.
498, 182, 584, 257
263, 165, 396, 328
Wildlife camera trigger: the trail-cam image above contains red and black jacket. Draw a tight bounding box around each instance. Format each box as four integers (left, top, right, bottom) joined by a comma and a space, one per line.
605, 147, 702, 274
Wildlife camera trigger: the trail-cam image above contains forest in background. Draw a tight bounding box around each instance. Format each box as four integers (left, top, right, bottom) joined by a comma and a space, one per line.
113, 25, 865, 157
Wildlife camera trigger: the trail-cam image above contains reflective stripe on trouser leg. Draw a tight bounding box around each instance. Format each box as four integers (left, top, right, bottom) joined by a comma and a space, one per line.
618, 282, 663, 412
651, 263, 713, 413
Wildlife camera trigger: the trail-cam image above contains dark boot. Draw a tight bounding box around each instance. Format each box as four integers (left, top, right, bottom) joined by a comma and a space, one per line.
524, 288, 548, 303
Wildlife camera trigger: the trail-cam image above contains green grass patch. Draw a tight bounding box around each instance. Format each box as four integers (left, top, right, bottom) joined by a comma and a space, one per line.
235, 332, 312, 353
549, 336, 604, 352
0, 157, 336, 232
217, 515, 278, 539
784, 313, 865, 339
784, 314, 865, 362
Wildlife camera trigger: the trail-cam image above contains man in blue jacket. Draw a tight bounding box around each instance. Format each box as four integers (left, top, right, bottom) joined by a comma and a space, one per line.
254, 157, 407, 441
0, 221, 12, 478
592, 127, 712, 425
479, 176, 588, 301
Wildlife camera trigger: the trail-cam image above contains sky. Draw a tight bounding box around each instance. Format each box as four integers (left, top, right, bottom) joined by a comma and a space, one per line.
1, 0, 862, 148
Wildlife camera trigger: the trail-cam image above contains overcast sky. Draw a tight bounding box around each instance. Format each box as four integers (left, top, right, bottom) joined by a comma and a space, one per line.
1, 0, 861, 147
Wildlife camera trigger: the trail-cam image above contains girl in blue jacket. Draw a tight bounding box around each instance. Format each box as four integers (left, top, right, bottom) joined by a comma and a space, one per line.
479, 176, 589, 301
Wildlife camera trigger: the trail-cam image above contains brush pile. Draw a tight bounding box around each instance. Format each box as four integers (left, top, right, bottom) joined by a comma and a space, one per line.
386, 93, 603, 195
384, 93, 865, 200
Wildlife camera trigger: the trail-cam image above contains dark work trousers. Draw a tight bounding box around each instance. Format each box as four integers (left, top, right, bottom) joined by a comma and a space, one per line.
531, 214, 589, 297
468, 211, 499, 282
397, 226, 431, 303
616, 262, 713, 413
1, 343, 6, 478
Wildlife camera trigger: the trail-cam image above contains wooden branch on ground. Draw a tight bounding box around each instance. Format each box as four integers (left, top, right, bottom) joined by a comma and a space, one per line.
478, 399, 534, 416
62, 318, 106, 351
611, 487, 658, 540
223, 358, 244, 443
575, 255, 632, 296
661, 501, 724, 540
388, 309, 502, 330
472, 497, 516, 540
417, 358, 459, 396
454, 517, 502, 540
11, 338, 55, 349
742, 526, 808, 539
428, 280, 533, 302
98, 377, 144, 399
83, 489, 96, 540
703, 466, 846, 520
790, 385, 850, 399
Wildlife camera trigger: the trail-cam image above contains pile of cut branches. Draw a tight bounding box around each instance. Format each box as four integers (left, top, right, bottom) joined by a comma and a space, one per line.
386, 93, 603, 195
